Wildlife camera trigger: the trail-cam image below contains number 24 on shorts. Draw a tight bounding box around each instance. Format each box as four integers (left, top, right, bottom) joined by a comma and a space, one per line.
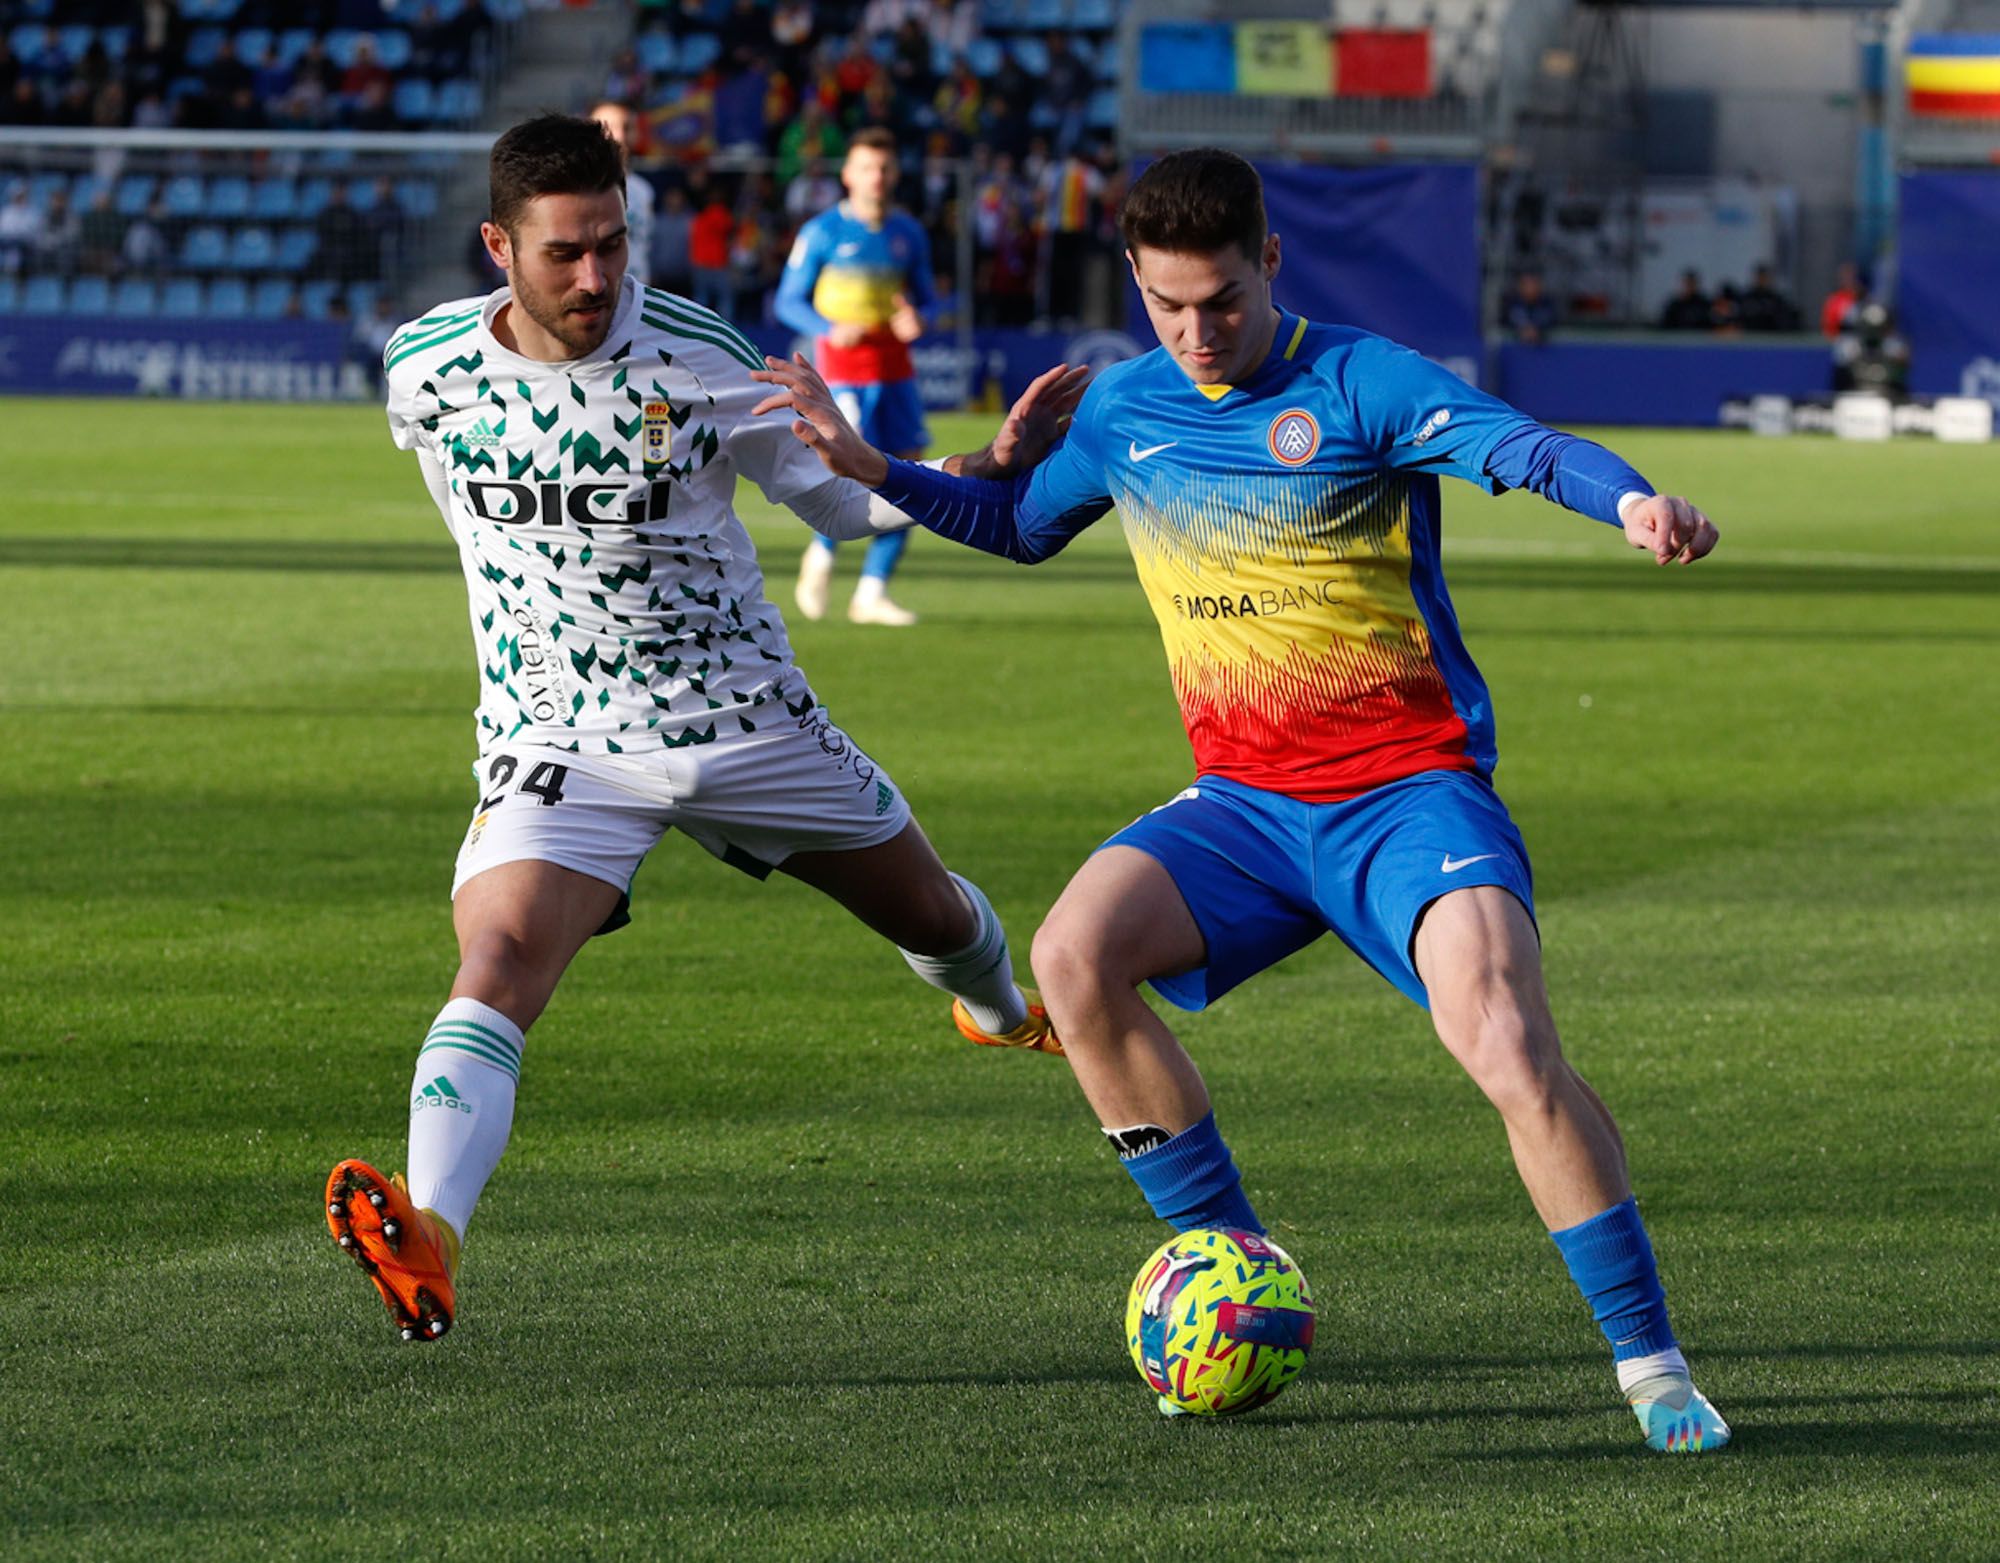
478, 754, 570, 812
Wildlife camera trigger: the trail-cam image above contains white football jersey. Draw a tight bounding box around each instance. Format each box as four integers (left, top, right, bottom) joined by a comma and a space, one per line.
385, 279, 836, 759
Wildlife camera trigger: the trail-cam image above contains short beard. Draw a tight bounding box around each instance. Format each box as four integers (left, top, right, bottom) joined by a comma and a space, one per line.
513, 275, 614, 358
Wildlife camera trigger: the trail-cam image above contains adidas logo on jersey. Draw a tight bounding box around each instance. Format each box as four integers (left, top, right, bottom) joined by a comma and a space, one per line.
412, 1075, 473, 1115
459, 417, 502, 449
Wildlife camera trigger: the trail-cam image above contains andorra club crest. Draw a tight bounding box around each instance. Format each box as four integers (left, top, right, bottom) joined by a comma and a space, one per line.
1268, 408, 1319, 466
642, 400, 674, 469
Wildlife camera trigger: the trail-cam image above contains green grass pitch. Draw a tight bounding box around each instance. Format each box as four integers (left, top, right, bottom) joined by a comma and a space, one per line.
1, 398, 1995, 1559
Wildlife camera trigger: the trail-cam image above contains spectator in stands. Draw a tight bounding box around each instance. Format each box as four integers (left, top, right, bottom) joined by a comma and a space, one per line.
121, 197, 169, 275
928, 0, 978, 60
0, 183, 35, 274
771, 1, 819, 81
1832, 300, 1910, 398
350, 77, 397, 132
289, 40, 341, 126
252, 43, 294, 107
604, 49, 647, 110
35, 188, 82, 277
316, 184, 378, 285
80, 189, 124, 275
721, 0, 771, 72
1738, 265, 1800, 333
1035, 145, 1102, 327
689, 180, 736, 315
1658, 270, 1712, 332
128, 0, 188, 96
206, 36, 255, 107
785, 157, 842, 225
1820, 261, 1864, 340
589, 100, 655, 287
1043, 32, 1092, 154
409, 4, 455, 79
50, 79, 95, 129
934, 56, 983, 145
3, 77, 45, 127
219, 84, 268, 132
886, 16, 935, 102
343, 37, 395, 105
1502, 270, 1558, 344
91, 77, 128, 129
1710, 282, 1742, 335
0, 36, 17, 105
444, 0, 494, 78
651, 184, 695, 297
776, 99, 845, 186
131, 88, 171, 130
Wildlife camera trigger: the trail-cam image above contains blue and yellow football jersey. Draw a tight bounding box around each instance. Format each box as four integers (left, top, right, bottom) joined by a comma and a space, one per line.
983, 313, 1635, 799
775, 203, 935, 386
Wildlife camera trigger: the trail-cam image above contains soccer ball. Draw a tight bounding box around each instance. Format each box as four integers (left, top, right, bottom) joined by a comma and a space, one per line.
1125, 1227, 1315, 1415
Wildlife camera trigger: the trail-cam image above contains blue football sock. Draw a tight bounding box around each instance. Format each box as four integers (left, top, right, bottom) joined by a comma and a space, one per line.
1119, 1112, 1264, 1234
1549, 1196, 1679, 1362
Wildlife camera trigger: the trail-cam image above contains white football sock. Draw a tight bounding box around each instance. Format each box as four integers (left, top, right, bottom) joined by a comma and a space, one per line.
406, 996, 523, 1243
900, 873, 1029, 1035
1616, 1346, 1691, 1394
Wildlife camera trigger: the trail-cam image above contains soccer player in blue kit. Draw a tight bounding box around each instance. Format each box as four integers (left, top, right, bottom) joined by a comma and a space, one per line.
754, 148, 1732, 1452
777, 128, 934, 626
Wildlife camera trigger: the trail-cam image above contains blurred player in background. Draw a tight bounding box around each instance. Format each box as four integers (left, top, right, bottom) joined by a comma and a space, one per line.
755, 147, 1734, 1454
324, 114, 1078, 1345
776, 127, 933, 626
589, 99, 652, 287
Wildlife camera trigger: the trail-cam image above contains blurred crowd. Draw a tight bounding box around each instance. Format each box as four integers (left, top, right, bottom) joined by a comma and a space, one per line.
0, 0, 493, 132
510, 0, 1131, 330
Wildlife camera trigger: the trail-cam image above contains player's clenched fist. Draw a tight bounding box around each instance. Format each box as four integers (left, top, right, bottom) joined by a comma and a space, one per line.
1618, 493, 1719, 566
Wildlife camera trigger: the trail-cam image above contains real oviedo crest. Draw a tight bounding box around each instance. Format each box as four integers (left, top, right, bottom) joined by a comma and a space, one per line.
642, 400, 674, 469
1267, 408, 1319, 466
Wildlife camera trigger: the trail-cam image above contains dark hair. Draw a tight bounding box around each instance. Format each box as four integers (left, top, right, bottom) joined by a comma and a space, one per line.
489, 112, 625, 235
849, 126, 898, 156
1118, 147, 1266, 260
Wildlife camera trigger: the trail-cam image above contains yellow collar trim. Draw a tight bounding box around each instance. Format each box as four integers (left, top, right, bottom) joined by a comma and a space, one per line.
1190, 317, 1309, 402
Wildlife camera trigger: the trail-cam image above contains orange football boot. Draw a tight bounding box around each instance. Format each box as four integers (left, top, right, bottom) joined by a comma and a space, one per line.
324, 1158, 459, 1342
953, 985, 1064, 1055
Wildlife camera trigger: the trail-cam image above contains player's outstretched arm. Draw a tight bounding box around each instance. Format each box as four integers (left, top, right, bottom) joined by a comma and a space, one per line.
751, 353, 1106, 564
1616, 492, 1719, 566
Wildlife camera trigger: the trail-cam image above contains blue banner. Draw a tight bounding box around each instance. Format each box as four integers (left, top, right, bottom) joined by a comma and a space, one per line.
0, 315, 368, 400
1126, 162, 1483, 380
1898, 170, 2000, 403
1494, 340, 1834, 427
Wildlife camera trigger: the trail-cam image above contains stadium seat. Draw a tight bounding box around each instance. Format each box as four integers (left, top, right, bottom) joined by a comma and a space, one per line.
29, 171, 67, 208
1073, 0, 1117, 28
164, 175, 205, 219
0, 278, 19, 313
58, 24, 95, 62
7, 26, 40, 58
115, 175, 157, 217
376, 31, 413, 70
435, 78, 482, 124
1010, 36, 1050, 76
228, 226, 276, 270
185, 27, 225, 68
207, 177, 251, 219
981, 0, 1021, 25
345, 282, 379, 318
71, 174, 111, 209
277, 28, 315, 66
966, 37, 1004, 77
678, 33, 721, 73
207, 277, 249, 318
394, 77, 436, 123
69, 274, 111, 314
300, 279, 339, 319
1086, 85, 1118, 128
161, 276, 205, 316
179, 225, 228, 270
21, 276, 66, 315
395, 180, 440, 219
250, 278, 296, 318
251, 178, 299, 220
236, 27, 272, 62
324, 30, 362, 69
297, 177, 334, 218
111, 278, 159, 317
277, 227, 317, 270
637, 31, 677, 74
1021, 0, 1069, 27
100, 26, 131, 60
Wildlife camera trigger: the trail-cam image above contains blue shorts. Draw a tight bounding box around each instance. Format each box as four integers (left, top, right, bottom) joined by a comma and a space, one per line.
1101, 770, 1536, 1012
830, 378, 928, 455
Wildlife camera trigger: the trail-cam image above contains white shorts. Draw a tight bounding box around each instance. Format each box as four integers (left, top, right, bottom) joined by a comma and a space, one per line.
451, 707, 913, 931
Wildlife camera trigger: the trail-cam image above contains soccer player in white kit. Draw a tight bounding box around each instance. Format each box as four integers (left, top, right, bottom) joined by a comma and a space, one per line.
324, 114, 1067, 1343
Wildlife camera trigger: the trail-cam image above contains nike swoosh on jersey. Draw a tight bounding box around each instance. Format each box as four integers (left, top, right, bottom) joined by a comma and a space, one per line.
1129, 440, 1179, 462
1441, 853, 1501, 873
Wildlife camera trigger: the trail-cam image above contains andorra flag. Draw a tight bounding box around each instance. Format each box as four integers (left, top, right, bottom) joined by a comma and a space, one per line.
1907, 34, 2000, 118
